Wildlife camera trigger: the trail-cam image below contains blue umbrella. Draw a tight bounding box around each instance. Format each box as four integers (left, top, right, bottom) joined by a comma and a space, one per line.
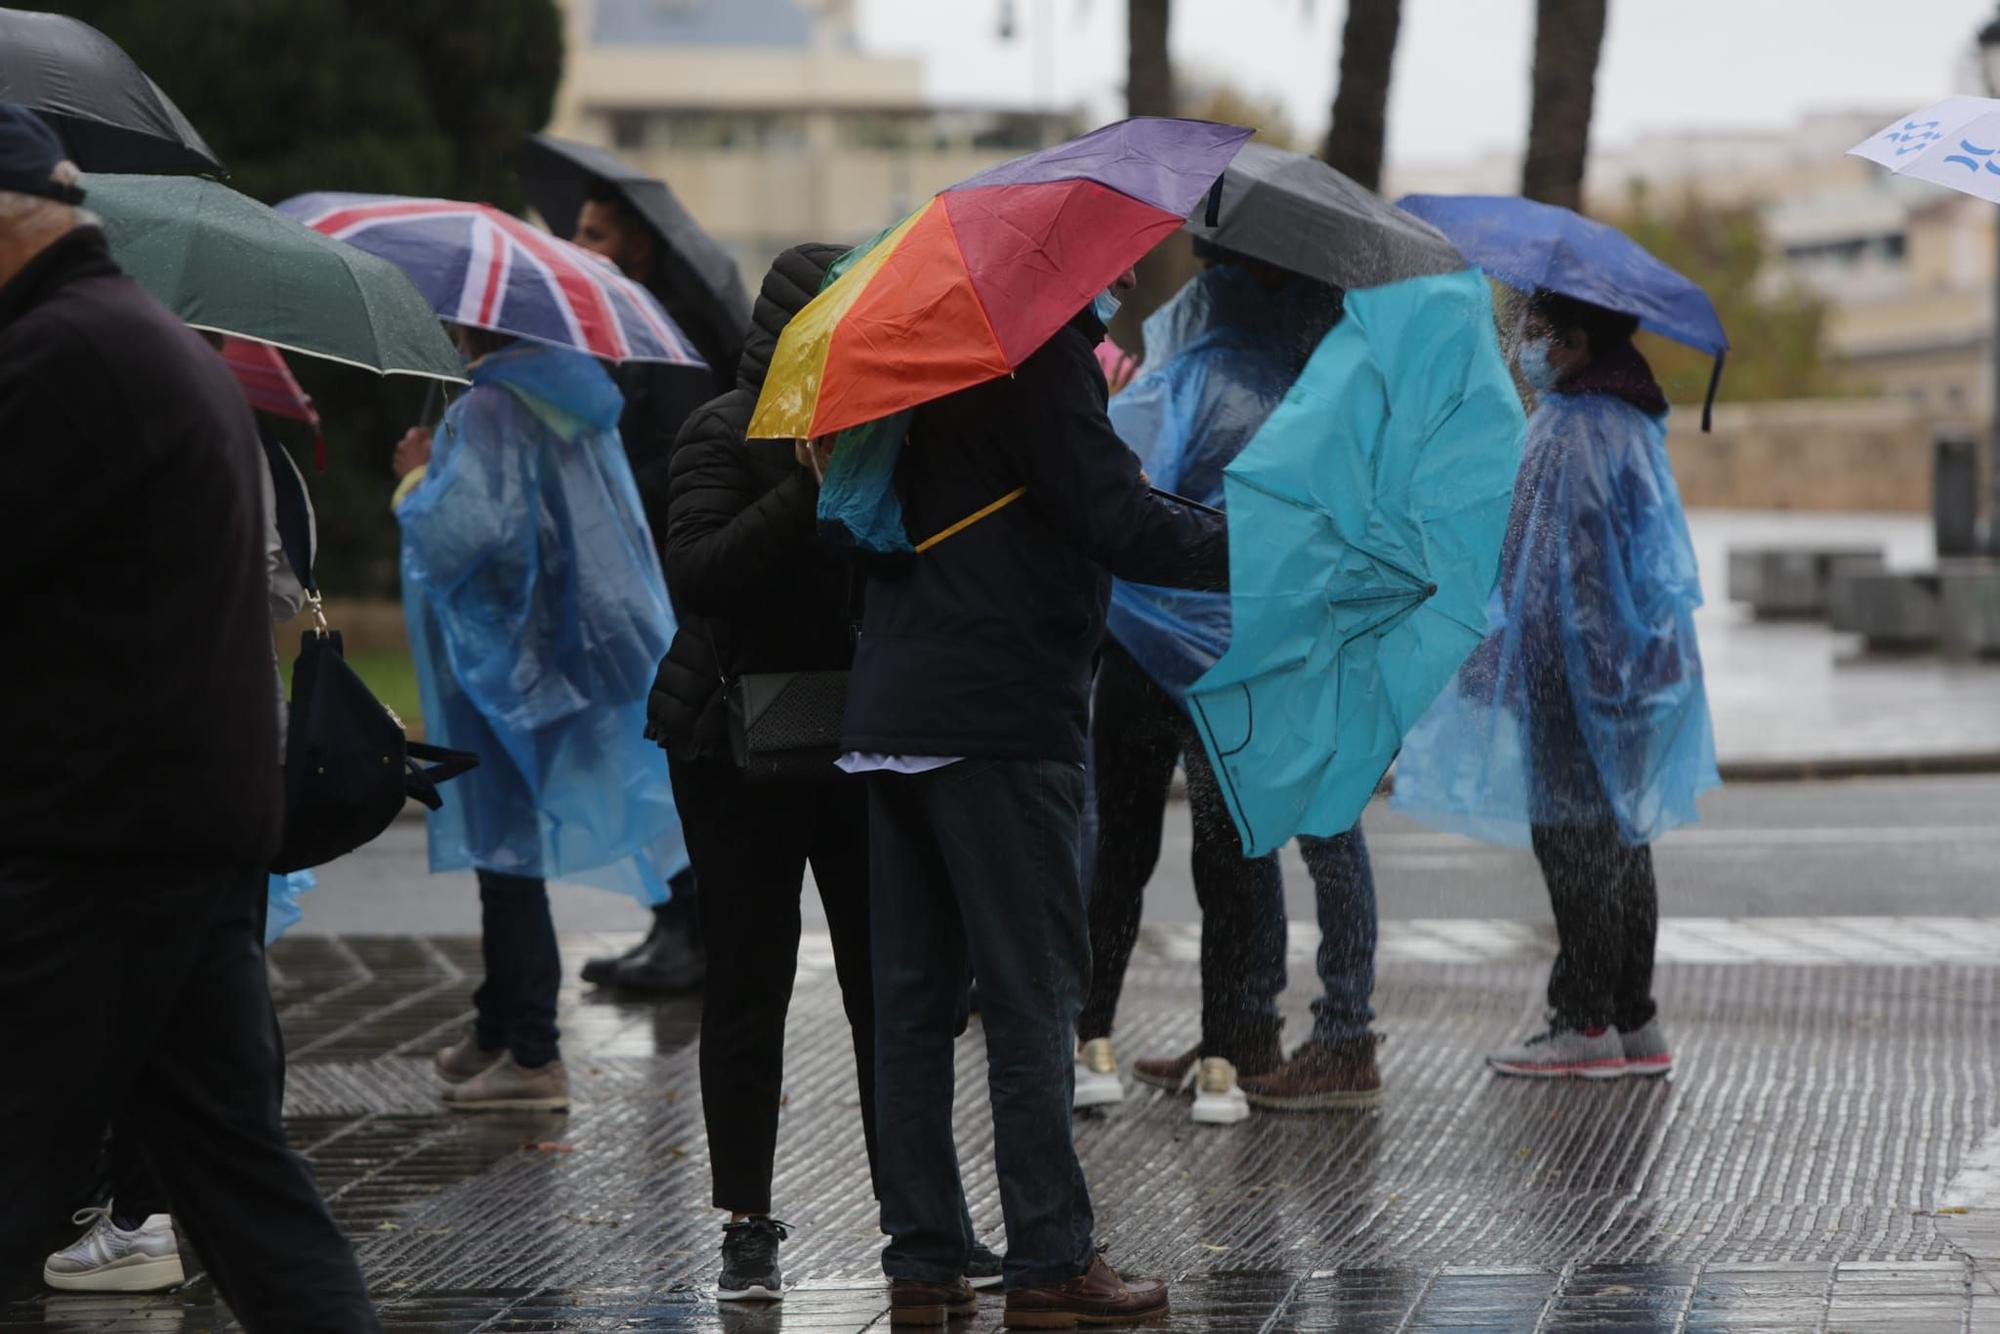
1397, 193, 1728, 429
1185, 268, 1526, 857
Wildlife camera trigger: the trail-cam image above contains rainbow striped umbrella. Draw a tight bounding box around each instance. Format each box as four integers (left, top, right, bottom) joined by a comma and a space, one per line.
749, 117, 1252, 441
277, 192, 705, 366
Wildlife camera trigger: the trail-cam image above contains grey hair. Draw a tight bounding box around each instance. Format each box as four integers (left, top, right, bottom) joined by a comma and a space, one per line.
0, 188, 80, 230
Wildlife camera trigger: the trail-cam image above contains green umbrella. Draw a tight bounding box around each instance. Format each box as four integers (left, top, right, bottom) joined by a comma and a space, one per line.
82, 173, 465, 382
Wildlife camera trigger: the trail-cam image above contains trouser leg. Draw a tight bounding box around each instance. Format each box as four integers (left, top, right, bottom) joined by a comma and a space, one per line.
1535, 822, 1624, 1031
1176, 711, 1285, 1064
810, 780, 881, 1197
1299, 827, 1380, 1045
870, 774, 975, 1284
670, 759, 812, 1216
1076, 647, 1180, 1042
1613, 842, 1659, 1033
921, 760, 1097, 1290
475, 869, 559, 1066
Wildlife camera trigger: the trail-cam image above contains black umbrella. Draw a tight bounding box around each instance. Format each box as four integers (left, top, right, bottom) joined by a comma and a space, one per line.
1184, 141, 1461, 291
519, 133, 751, 378
0, 8, 222, 176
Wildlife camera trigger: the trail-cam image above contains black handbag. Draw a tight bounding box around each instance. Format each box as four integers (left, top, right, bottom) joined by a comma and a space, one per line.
724, 670, 850, 782
266, 439, 478, 872
704, 618, 849, 782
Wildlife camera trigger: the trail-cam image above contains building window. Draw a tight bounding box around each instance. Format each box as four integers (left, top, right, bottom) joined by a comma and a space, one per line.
609, 111, 647, 151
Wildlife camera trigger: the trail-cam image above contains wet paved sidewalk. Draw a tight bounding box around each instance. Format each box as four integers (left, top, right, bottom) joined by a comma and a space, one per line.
12, 920, 2000, 1331
1691, 510, 2000, 773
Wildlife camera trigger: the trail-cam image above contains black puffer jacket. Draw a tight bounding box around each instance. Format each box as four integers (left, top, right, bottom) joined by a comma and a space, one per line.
645, 243, 851, 763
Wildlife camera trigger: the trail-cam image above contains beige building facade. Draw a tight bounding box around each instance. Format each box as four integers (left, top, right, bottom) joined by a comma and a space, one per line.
549, 0, 1071, 277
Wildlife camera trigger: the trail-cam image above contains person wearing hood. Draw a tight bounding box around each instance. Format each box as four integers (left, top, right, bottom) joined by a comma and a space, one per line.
394, 326, 688, 1114
843, 263, 1225, 1327
571, 179, 735, 998
1074, 247, 1385, 1124
1394, 289, 1718, 1079
645, 244, 1001, 1303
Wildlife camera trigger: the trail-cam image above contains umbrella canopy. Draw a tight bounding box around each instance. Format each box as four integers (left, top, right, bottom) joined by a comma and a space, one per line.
1184, 141, 1463, 290
749, 116, 1253, 441
1397, 193, 1729, 427
519, 133, 751, 376
0, 8, 222, 175
85, 174, 464, 381
279, 192, 706, 367
1185, 268, 1526, 858
222, 336, 318, 425
1850, 98, 2000, 200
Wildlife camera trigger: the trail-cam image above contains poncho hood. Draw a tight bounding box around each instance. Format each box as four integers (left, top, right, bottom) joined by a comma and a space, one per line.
474, 340, 626, 436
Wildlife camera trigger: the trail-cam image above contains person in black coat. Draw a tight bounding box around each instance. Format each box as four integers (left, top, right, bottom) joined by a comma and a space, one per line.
645, 244, 998, 1302
846, 273, 1226, 1325
0, 105, 376, 1329
571, 179, 729, 995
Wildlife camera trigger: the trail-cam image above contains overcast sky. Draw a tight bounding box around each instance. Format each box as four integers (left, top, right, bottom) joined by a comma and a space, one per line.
855, 0, 2000, 164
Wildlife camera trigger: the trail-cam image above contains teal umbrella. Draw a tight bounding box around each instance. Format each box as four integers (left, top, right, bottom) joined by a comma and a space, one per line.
82, 173, 464, 381
1185, 268, 1526, 857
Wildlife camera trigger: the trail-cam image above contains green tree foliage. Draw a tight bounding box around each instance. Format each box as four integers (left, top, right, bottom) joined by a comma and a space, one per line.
44, 0, 564, 595
1613, 190, 1834, 404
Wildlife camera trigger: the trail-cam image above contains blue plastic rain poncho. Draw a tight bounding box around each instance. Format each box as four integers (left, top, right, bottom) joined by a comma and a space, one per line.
1106, 266, 1338, 696
398, 342, 688, 901
1392, 366, 1719, 847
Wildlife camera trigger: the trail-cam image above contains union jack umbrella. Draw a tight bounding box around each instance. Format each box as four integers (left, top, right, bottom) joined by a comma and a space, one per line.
277, 192, 706, 367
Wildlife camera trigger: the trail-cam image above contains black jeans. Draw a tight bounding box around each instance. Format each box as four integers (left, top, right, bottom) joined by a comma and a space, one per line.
870, 759, 1096, 1291
669, 759, 877, 1216
1078, 645, 1286, 1061
1533, 822, 1659, 1033
0, 858, 376, 1330
474, 869, 561, 1067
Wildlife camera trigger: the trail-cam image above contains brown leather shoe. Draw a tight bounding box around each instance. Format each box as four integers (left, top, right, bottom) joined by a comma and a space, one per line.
1130, 1046, 1198, 1091
890, 1275, 977, 1325
1003, 1255, 1168, 1328
1133, 1029, 1285, 1092
1239, 1035, 1383, 1110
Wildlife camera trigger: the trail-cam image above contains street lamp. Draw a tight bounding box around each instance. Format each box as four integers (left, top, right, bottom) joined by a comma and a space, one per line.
1979, 7, 2000, 551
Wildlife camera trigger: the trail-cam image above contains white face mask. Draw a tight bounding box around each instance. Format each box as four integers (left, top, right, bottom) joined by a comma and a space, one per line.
1516, 337, 1561, 391
1092, 288, 1122, 324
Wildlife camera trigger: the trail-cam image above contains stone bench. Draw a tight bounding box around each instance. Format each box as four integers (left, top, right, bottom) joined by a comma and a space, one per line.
1727, 545, 1886, 619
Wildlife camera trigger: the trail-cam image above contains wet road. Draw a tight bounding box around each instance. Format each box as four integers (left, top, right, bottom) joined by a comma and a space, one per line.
301, 773, 2000, 936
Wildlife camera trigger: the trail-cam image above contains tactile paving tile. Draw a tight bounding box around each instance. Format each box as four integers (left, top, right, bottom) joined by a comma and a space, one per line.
9, 929, 2000, 1331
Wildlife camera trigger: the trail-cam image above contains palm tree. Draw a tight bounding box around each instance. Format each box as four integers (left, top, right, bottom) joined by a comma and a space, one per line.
1120, 0, 1181, 339
1126, 0, 1175, 117
1522, 0, 1609, 211
1322, 0, 1401, 191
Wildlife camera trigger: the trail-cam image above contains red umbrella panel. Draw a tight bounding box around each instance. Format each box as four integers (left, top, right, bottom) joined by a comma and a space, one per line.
223, 337, 326, 465
750, 117, 1252, 441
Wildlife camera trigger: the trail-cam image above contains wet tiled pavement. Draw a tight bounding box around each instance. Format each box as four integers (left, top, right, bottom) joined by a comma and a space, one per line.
11, 921, 2000, 1331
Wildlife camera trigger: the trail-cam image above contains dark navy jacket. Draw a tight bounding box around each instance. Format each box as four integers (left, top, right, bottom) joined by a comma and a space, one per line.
842, 308, 1228, 764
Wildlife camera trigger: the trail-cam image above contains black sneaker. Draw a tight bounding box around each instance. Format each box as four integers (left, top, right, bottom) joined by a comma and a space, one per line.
717, 1217, 788, 1302
965, 1239, 1004, 1291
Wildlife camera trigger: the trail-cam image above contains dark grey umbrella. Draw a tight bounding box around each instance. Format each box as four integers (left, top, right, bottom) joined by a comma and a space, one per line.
1185, 141, 1461, 290
519, 133, 751, 379
0, 8, 223, 175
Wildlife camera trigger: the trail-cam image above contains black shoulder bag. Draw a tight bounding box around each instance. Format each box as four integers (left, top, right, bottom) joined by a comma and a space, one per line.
266, 439, 479, 871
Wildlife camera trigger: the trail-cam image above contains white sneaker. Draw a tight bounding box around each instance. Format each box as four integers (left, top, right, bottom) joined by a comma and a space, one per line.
43, 1208, 184, 1292
1189, 1056, 1251, 1125
1074, 1037, 1125, 1109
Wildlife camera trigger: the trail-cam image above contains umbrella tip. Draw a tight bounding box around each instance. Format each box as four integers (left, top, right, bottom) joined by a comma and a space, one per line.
1424, 582, 1439, 599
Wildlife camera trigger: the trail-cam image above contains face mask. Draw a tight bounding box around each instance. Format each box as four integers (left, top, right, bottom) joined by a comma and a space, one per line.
1092, 287, 1122, 324
1516, 337, 1561, 391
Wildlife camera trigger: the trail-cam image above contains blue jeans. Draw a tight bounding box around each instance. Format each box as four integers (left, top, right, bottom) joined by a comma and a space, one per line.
473, 869, 561, 1067
868, 759, 1096, 1291
1297, 828, 1378, 1046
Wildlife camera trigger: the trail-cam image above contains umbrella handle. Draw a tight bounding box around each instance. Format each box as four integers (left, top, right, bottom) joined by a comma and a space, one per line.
1150, 486, 1223, 517
1701, 350, 1726, 434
